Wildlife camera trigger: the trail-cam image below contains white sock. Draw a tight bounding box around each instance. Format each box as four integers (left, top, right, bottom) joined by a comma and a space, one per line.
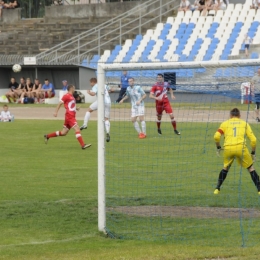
133, 121, 141, 133
105, 120, 110, 134
83, 111, 91, 126
141, 121, 146, 135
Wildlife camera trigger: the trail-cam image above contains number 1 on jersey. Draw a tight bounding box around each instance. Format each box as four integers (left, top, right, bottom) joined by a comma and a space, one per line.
233, 127, 236, 137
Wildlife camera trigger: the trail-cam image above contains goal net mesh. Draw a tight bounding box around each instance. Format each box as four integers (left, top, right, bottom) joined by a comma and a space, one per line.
101, 61, 260, 247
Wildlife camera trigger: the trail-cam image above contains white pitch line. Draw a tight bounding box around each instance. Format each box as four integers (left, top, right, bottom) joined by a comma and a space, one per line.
0, 234, 93, 248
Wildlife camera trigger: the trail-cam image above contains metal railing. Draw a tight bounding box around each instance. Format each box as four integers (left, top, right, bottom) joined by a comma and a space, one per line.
34, 0, 179, 65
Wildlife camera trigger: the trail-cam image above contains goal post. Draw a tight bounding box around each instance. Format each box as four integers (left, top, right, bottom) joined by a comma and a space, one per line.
97, 59, 260, 246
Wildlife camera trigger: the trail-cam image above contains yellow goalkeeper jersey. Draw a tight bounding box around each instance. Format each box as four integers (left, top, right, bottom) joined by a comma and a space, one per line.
214, 117, 256, 148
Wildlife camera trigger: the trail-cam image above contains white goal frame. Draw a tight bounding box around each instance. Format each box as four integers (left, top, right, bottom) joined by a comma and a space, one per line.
97, 59, 260, 233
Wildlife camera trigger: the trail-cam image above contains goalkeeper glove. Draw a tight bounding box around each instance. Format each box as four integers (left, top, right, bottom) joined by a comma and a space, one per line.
251, 151, 256, 162
216, 146, 222, 157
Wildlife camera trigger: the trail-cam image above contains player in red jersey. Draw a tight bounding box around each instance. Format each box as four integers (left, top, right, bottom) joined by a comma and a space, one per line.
44, 84, 91, 149
150, 73, 180, 135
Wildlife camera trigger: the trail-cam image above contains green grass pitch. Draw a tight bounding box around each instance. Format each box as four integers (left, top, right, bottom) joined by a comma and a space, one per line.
1, 119, 260, 259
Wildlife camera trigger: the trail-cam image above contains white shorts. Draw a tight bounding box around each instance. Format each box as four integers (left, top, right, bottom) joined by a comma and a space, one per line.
105, 103, 111, 119
90, 100, 111, 118
131, 105, 145, 118
90, 100, 98, 111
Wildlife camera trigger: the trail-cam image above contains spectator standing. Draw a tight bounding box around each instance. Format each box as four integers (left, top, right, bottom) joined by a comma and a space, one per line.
243, 34, 253, 58
0, 104, 14, 122
5, 77, 19, 103
250, 68, 260, 122
115, 71, 131, 103
179, 0, 191, 11
62, 80, 68, 91
40, 79, 55, 99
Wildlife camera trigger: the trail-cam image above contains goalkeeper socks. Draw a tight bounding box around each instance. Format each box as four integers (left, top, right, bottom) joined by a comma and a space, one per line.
105, 120, 110, 134
83, 111, 91, 126
171, 119, 177, 130
47, 131, 64, 138
141, 121, 146, 135
133, 121, 141, 133
75, 131, 85, 146
216, 169, 228, 189
157, 120, 161, 129
249, 170, 260, 191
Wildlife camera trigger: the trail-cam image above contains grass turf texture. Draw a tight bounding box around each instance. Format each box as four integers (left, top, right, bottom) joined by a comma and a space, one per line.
0, 120, 260, 259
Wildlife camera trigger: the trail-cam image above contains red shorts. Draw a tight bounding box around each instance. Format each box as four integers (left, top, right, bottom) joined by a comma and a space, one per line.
156, 101, 173, 115
45, 92, 55, 98
64, 115, 77, 130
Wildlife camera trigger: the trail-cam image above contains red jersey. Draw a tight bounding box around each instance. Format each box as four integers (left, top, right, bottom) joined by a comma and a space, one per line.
150, 82, 170, 103
61, 93, 76, 117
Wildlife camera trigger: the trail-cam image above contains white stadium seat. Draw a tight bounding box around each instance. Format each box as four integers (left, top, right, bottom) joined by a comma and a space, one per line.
166, 17, 174, 24
234, 4, 243, 11
193, 10, 200, 18
226, 3, 234, 11
215, 10, 224, 18
177, 11, 185, 18
185, 10, 192, 18
190, 17, 198, 24
182, 17, 190, 24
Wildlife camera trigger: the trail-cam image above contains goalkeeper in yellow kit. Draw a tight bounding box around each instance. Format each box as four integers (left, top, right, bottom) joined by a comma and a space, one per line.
213, 108, 260, 195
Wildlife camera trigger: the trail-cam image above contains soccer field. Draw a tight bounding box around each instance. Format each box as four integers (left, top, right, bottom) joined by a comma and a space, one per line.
0, 116, 260, 259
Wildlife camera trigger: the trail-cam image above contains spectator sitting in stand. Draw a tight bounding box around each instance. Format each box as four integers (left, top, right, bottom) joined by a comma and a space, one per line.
61, 80, 68, 91
20, 78, 33, 103
5, 77, 19, 103
0, 104, 14, 122
4, 0, 20, 8
250, 0, 260, 9
31, 79, 42, 103
14, 77, 26, 101
201, 0, 213, 16
0, 1, 6, 19
210, 0, 226, 11
179, 0, 191, 11
190, 0, 205, 11
40, 79, 55, 99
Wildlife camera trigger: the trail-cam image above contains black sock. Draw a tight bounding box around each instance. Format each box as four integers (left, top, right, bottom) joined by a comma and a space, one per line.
249, 170, 260, 191
216, 169, 228, 190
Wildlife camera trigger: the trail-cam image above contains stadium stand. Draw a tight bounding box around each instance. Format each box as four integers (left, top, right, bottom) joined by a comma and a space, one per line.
95, 0, 260, 67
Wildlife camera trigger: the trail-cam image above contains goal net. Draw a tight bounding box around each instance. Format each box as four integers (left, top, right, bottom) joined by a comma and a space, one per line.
97, 60, 260, 247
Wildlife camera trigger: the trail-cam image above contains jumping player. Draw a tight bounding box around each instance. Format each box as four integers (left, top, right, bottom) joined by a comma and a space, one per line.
119, 77, 147, 139
44, 84, 91, 150
150, 73, 180, 135
80, 78, 113, 142
213, 108, 260, 195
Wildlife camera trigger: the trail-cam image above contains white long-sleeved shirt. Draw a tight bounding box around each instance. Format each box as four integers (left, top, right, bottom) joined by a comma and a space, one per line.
0, 111, 12, 122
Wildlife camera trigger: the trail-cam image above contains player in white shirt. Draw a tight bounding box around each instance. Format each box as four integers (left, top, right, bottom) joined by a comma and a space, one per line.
0, 104, 13, 122
119, 78, 147, 139
80, 77, 113, 142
